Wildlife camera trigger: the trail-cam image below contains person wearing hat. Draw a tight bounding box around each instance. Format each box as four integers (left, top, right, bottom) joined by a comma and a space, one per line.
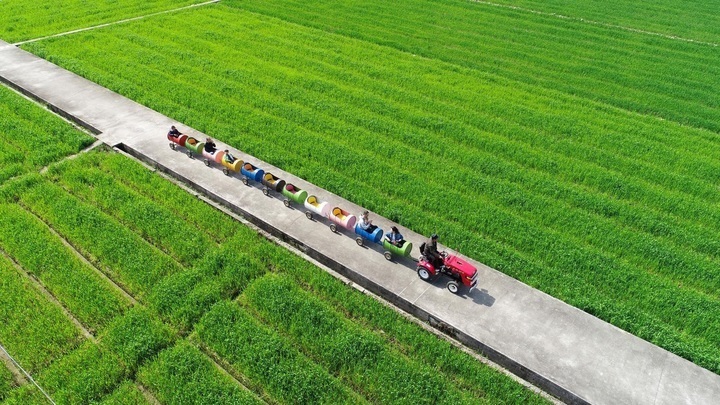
424, 233, 443, 269
204, 137, 217, 154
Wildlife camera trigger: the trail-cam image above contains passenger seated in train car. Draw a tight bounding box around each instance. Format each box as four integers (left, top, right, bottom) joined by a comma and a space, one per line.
423, 233, 443, 269
223, 149, 237, 164
204, 137, 217, 154
358, 210, 377, 233
167, 125, 181, 138
385, 226, 405, 247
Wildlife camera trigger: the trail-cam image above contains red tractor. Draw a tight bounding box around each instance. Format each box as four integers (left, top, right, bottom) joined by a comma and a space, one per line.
417, 245, 478, 294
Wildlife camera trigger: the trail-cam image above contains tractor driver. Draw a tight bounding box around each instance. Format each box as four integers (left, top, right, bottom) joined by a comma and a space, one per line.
204, 137, 217, 154
424, 233, 443, 269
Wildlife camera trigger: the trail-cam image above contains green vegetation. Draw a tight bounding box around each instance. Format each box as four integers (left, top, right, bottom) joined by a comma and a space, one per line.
479, 0, 720, 42
0, 254, 81, 374
0, 364, 17, 401
0, 146, 544, 403
0, 203, 129, 333
0, 85, 93, 184
20, 2, 720, 373
98, 381, 150, 405
138, 342, 261, 405
197, 301, 361, 404
0, 0, 208, 43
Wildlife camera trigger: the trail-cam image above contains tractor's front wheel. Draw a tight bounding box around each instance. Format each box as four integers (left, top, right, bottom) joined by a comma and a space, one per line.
446, 281, 459, 294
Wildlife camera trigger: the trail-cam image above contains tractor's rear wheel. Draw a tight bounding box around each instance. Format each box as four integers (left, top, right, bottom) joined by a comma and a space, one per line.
417, 267, 431, 281
446, 281, 459, 294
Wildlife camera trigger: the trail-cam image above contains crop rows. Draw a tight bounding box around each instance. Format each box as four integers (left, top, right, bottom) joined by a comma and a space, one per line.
231, 0, 720, 133
0, 85, 93, 184
21, 4, 720, 372
0, 0, 209, 43
479, 0, 720, 42
0, 147, 543, 402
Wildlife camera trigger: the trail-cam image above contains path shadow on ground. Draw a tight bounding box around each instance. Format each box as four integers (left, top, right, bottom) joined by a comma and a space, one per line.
468, 288, 495, 307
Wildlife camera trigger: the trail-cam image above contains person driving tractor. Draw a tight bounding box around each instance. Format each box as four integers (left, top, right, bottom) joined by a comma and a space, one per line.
424, 233, 444, 269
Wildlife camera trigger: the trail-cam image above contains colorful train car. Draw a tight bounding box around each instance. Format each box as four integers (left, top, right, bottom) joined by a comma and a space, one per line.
354, 224, 383, 246
282, 184, 308, 207
328, 207, 357, 233
261, 173, 286, 196
241, 163, 265, 185
304, 195, 330, 219
382, 239, 412, 260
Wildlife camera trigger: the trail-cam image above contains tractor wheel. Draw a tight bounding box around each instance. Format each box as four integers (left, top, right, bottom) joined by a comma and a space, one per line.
305, 211, 313, 220
446, 281, 459, 294
204, 159, 210, 167
283, 199, 291, 208
329, 223, 337, 233
186, 151, 193, 158
222, 168, 230, 176
242, 177, 249, 186
417, 267, 431, 281
355, 237, 363, 246
262, 188, 270, 196
384, 251, 393, 261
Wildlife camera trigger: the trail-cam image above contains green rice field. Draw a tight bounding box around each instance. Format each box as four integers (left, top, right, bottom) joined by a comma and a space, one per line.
0, 85, 542, 402
14, 0, 720, 374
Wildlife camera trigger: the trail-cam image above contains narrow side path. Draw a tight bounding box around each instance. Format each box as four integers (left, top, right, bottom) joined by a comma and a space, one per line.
1, 39, 719, 405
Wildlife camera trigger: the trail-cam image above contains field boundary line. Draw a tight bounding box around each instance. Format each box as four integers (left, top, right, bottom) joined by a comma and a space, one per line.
0, 249, 96, 342
0, 344, 28, 388
136, 383, 162, 405
13, 0, 221, 47
191, 339, 272, 405
469, 0, 719, 47
0, 343, 55, 405
18, 204, 139, 307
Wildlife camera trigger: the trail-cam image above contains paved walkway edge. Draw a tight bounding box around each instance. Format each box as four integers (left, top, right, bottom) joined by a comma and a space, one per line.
116, 142, 586, 404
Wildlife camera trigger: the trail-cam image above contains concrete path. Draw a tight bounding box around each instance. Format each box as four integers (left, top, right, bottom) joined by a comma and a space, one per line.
1, 39, 719, 405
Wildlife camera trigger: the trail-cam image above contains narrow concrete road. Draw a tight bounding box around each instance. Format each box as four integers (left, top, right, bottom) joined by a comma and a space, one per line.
1, 40, 718, 404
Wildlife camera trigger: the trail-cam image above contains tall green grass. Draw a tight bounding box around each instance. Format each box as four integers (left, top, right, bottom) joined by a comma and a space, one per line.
21, 5, 720, 372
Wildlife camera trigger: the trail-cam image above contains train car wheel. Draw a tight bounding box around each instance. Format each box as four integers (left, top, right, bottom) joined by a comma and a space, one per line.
262, 188, 269, 196
355, 237, 363, 246
242, 177, 249, 186
329, 223, 337, 233
283, 199, 290, 208
204, 159, 210, 167
384, 251, 393, 261
222, 168, 230, 176
186, 151, 193, 158
169, 143, 176, 150
305, 211, 313, 220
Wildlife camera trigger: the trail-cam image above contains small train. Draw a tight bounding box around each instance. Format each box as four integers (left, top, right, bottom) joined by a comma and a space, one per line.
168, 131, 477, 293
